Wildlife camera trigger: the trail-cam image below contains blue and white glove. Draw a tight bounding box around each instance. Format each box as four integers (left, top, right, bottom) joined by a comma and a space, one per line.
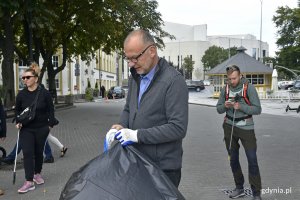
104, 128, 118, 152
115, 129, 138, 147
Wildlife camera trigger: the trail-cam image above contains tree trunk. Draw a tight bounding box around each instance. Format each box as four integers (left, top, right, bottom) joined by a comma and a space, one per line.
45, 56, 58, 104
1, 10, 16, 108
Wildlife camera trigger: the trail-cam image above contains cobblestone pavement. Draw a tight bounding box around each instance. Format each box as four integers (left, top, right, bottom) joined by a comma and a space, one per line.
0, 97, 299, 200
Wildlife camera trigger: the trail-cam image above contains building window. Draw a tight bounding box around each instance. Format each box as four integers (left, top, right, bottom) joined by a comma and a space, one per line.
262, 50, 266, 58
258, 74, 264, 84
46, 79, 60, 89
18, 66, 27, 89
223, 75, 227, 84
19, 60, 26, 67
252, 48, 256, 59
52, 55, 58, 69
246, 74, 264, 85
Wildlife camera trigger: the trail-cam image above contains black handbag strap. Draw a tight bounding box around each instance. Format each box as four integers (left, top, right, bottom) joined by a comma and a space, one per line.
31, 86, 41, 108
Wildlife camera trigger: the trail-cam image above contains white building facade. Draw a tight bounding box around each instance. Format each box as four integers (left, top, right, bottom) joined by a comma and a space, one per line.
0, 50, 122, 98
157, 22, 269, 80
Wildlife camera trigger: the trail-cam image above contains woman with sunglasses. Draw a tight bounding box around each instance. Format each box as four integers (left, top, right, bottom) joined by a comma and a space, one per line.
15, 63, 56, 194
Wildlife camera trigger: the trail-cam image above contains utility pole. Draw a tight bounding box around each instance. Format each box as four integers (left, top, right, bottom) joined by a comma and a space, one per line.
179, 39, 185, 79
228, 38, 231, 59
259, 0, 263, 62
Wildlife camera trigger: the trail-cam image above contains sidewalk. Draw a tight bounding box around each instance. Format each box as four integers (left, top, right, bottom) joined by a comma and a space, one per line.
188, 87, 300, 118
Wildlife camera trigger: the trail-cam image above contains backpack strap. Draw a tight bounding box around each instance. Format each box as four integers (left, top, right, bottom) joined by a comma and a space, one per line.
242, 82, 251, 105
225, 84, 229, 101
225, 82, 251, 105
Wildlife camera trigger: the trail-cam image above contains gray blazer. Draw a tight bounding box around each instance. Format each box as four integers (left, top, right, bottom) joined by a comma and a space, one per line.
119, 58, 189, 170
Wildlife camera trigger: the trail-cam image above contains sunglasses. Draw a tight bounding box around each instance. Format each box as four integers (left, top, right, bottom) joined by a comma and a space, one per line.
21, 76, 35, 80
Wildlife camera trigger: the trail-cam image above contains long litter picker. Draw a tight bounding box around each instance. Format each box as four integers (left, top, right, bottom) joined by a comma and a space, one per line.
228, 109, 236, 161
13, 129, 20, 184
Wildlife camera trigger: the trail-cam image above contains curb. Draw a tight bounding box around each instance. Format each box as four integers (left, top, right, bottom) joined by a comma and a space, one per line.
189, 102, 216, 107
5, 103, 75, 119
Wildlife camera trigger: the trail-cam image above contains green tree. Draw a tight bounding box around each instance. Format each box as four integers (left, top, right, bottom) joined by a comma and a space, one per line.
273, 5, 300, 79
1, 0, 174, 106
87, 79, 91, 88
227, 46, 238, 58
168, 61, 178, 71
0, 1, 22, 107
182, 56, 194, 79
201, 45, 228, 71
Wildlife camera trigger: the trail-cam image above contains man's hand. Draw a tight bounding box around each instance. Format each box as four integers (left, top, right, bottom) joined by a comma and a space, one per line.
111, 124, 124, 131
104, 128, 118, 152
233, 102, 241, 110
115, 129, 138, 147
225, 101, 234, 108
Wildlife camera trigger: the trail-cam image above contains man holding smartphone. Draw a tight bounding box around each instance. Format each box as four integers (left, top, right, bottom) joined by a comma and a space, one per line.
216, 65, 263, 200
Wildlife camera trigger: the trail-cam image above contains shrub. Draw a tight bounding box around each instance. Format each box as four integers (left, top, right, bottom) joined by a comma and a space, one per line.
85, 88, 94, 101
93, 88, 100, 97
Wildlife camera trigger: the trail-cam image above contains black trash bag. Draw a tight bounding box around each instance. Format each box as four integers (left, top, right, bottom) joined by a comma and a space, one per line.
60, 144, 185, 200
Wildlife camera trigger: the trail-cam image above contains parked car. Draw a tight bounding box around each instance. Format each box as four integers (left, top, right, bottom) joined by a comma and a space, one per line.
203, 80, 211, 86
185, 80, 205, 92
292, 80, 300, 90
107, 86, 125, 99
122, 85, 129, 94
278, 80, 294, 90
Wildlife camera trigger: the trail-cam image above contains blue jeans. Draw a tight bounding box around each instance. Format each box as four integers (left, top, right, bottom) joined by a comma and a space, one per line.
6, 140, 53, 160
44, 141, 53, 159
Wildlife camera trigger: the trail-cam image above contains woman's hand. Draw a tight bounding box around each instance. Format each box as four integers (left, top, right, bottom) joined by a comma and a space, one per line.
16, 123, 22, 129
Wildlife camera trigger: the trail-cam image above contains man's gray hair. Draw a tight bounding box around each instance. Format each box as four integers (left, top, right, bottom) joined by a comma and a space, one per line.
125, 29, 155, 45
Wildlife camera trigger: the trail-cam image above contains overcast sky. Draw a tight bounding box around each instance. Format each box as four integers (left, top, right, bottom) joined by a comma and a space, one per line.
156, 0, 298, 57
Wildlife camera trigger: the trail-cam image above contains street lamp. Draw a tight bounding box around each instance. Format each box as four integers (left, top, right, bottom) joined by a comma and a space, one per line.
228, 38, 231, 59
98, 51, 102, 96
259, 0, 263, 62
178, 38, 185, 79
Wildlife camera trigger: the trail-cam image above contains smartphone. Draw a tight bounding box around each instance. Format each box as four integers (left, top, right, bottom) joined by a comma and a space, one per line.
225, 99, 234, 104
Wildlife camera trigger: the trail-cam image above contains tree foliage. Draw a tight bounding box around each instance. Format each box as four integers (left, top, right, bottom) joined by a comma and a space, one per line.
182, 56, 194, 80
0, 0, 173, 106
201, 45, 237, 71
273, 6, 300, 79
0, 1, 23, 107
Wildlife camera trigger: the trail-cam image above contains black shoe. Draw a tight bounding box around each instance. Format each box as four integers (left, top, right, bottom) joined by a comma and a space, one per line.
252, 196, 262, 200
229, 188, 245, 199
1, 157, 14, 165
60, 147, 68, 157
44, 156, 54, 163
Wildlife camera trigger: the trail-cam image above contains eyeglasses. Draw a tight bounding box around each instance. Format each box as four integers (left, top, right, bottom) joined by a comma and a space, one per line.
21, 76, 35, 80
124, 44, 155, 63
